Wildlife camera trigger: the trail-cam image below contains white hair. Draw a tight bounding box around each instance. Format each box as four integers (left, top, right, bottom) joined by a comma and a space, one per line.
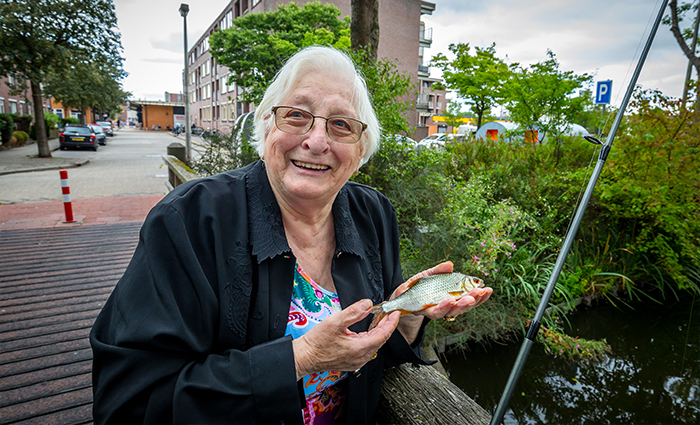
252, 46, 380, 166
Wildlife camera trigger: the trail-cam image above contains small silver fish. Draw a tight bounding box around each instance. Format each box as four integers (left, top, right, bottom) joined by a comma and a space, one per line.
370, 273, 484, 328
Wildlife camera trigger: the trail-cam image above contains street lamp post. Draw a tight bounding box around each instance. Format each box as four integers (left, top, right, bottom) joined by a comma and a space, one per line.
179, 3, 191, 163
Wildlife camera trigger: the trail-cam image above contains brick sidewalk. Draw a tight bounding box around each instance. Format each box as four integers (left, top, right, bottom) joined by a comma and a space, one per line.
0, 194, 163, 231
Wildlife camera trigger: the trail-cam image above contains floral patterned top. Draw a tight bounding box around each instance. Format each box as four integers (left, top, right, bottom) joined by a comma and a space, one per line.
285, 263, 348, 424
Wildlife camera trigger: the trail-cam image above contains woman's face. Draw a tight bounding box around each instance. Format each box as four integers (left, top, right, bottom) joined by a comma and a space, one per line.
263, 71, 365, 210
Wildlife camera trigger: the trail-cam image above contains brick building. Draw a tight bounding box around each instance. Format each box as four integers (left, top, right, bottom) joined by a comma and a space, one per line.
186, 0, 446, 140
0, 76, 51, 118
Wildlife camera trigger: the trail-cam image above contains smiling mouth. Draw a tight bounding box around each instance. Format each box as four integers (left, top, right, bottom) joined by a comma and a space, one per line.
292, 160, 330, 171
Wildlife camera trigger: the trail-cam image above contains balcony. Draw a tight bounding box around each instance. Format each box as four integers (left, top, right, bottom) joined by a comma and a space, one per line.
420, 26, 433, 48
418, 63, 430, 77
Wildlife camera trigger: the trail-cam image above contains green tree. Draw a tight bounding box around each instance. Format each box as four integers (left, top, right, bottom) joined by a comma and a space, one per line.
443, 100, 467, 132
0, 0, 123, 157
350, 48, 413, 136
209, 2, 350, 104
430, 43, 509, 129
502, 50, 592, 143
45, 62, 128, 125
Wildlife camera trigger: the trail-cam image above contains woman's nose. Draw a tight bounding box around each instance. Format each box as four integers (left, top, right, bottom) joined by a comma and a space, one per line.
302, 120, 331, 153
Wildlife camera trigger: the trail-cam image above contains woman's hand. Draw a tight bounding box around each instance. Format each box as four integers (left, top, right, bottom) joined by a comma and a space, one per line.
394, 261, 493, 344
292, 299, 400, 380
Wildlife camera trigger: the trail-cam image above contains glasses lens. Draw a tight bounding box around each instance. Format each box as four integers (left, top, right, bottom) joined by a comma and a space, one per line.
275, 107, 312, 134
273, 106, 365, 143
327, 117, 362, 143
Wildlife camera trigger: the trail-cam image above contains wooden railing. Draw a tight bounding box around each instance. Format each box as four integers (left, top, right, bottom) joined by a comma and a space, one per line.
162, 154, 199, 192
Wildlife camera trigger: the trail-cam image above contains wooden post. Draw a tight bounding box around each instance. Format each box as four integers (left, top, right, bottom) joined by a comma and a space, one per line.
378, 361, 492, 425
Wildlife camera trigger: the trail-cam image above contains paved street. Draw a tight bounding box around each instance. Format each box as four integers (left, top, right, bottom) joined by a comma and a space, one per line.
0, 128, 185, 423
0, 128, 176, 204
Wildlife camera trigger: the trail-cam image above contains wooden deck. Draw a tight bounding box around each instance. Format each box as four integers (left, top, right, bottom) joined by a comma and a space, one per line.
0, 222, 141, 424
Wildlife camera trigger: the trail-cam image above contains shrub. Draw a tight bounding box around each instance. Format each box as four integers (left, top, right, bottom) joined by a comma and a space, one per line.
0, 113, 14, 145
60, 117, 79, 127
44, 112, 60, 137
190, 117, 259, 176
13, 115, 33, 133
596, 88, 700, 292
12, 130, 28, 144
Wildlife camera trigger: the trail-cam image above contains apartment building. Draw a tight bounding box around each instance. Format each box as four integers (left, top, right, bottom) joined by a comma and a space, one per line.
186, 0, 445, 139
0, 76, 51, 118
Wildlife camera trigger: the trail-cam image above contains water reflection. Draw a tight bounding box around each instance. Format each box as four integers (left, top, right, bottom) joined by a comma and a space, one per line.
444, 297, 700, 424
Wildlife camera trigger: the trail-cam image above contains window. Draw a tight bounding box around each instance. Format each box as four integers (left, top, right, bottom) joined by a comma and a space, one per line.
9, 100, 18, 114
0, 98, 4, 113
54, 108, 64, 118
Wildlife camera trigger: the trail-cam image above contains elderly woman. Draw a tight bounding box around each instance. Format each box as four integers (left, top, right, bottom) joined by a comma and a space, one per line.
90, 46, 491, 424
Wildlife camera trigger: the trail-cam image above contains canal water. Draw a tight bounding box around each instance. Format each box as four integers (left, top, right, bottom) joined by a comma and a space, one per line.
444, 296, 700, 424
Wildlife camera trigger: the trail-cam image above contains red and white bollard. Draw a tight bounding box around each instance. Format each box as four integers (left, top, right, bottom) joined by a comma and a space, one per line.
59, 169, 77, 223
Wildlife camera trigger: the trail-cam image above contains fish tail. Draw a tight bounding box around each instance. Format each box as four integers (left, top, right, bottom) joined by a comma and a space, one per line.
368, 303, 386, 330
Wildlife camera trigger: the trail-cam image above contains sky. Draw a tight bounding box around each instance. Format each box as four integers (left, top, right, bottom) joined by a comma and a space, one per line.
114, 0, 692, 107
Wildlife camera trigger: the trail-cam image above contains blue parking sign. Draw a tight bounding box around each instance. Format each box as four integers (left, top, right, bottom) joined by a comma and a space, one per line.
596, 80, 612, 104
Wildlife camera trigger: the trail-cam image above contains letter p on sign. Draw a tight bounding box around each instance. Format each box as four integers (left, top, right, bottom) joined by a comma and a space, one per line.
596, 80, 612, 105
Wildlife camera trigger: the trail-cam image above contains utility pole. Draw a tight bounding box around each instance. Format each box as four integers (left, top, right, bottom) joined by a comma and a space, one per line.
179, 3, 192, 163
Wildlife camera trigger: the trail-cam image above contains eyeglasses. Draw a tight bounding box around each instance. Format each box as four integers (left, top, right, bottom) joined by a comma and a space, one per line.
271, 106, 367, 144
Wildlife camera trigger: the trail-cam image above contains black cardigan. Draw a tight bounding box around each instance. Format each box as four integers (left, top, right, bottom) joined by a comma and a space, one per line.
90, 160, 428, 424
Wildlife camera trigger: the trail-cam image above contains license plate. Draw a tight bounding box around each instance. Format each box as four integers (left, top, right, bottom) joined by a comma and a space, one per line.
73, 138, 84, 141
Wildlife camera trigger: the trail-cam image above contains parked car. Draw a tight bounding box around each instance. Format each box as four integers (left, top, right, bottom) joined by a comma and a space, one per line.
415, 133, 448, 150
59, 125, 100, 151
96, 121, 114, 136
88, 124, 107, 145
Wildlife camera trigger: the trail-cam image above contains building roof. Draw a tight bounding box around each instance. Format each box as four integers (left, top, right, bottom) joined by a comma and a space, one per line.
128, 100, 183, 108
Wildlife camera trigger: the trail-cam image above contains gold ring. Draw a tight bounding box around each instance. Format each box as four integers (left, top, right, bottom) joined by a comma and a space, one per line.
445, 316, 456, 322
371, 351, 378, 360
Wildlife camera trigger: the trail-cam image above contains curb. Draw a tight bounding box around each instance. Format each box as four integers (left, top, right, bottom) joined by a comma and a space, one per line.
0, 158, 90, 176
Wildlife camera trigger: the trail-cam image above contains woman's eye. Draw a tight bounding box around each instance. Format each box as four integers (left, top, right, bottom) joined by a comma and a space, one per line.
330, 119, 350, 129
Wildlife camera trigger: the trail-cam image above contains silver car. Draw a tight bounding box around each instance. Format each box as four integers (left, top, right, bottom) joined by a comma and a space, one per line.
88, 124, 107, 145
96, 121, 114, 136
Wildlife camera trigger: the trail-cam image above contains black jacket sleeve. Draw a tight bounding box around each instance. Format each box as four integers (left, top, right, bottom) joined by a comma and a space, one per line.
90, 201, 303, 425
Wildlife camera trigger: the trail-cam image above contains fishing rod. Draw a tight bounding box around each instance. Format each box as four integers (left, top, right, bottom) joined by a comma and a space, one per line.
488, 1, 669, 423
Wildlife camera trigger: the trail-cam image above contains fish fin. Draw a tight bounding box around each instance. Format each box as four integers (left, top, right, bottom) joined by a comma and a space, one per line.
406, 276, 424, 289
368, 303, 386, 330
448, 291, 464, 296
398, 309, 413, 316
420, 303, 437, 309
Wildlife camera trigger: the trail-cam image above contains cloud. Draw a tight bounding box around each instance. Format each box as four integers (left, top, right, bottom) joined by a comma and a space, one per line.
423, 0, 688, 101
151, 33, 186, 55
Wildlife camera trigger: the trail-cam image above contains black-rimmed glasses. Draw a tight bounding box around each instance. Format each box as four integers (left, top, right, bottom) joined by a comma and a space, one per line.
271, 106, 367, 144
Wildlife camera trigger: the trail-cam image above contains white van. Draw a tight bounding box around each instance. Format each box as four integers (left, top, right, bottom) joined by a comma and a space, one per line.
457, 124, 477, 135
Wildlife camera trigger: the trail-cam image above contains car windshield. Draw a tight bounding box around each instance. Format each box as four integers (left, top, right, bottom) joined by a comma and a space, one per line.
65, 127, 92, 135
90, 126, 104, 133
97, 122, 111, 127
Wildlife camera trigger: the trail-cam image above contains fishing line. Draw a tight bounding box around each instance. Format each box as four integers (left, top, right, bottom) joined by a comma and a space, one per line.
561, 143, 601, 248
599, 0, 665, 133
